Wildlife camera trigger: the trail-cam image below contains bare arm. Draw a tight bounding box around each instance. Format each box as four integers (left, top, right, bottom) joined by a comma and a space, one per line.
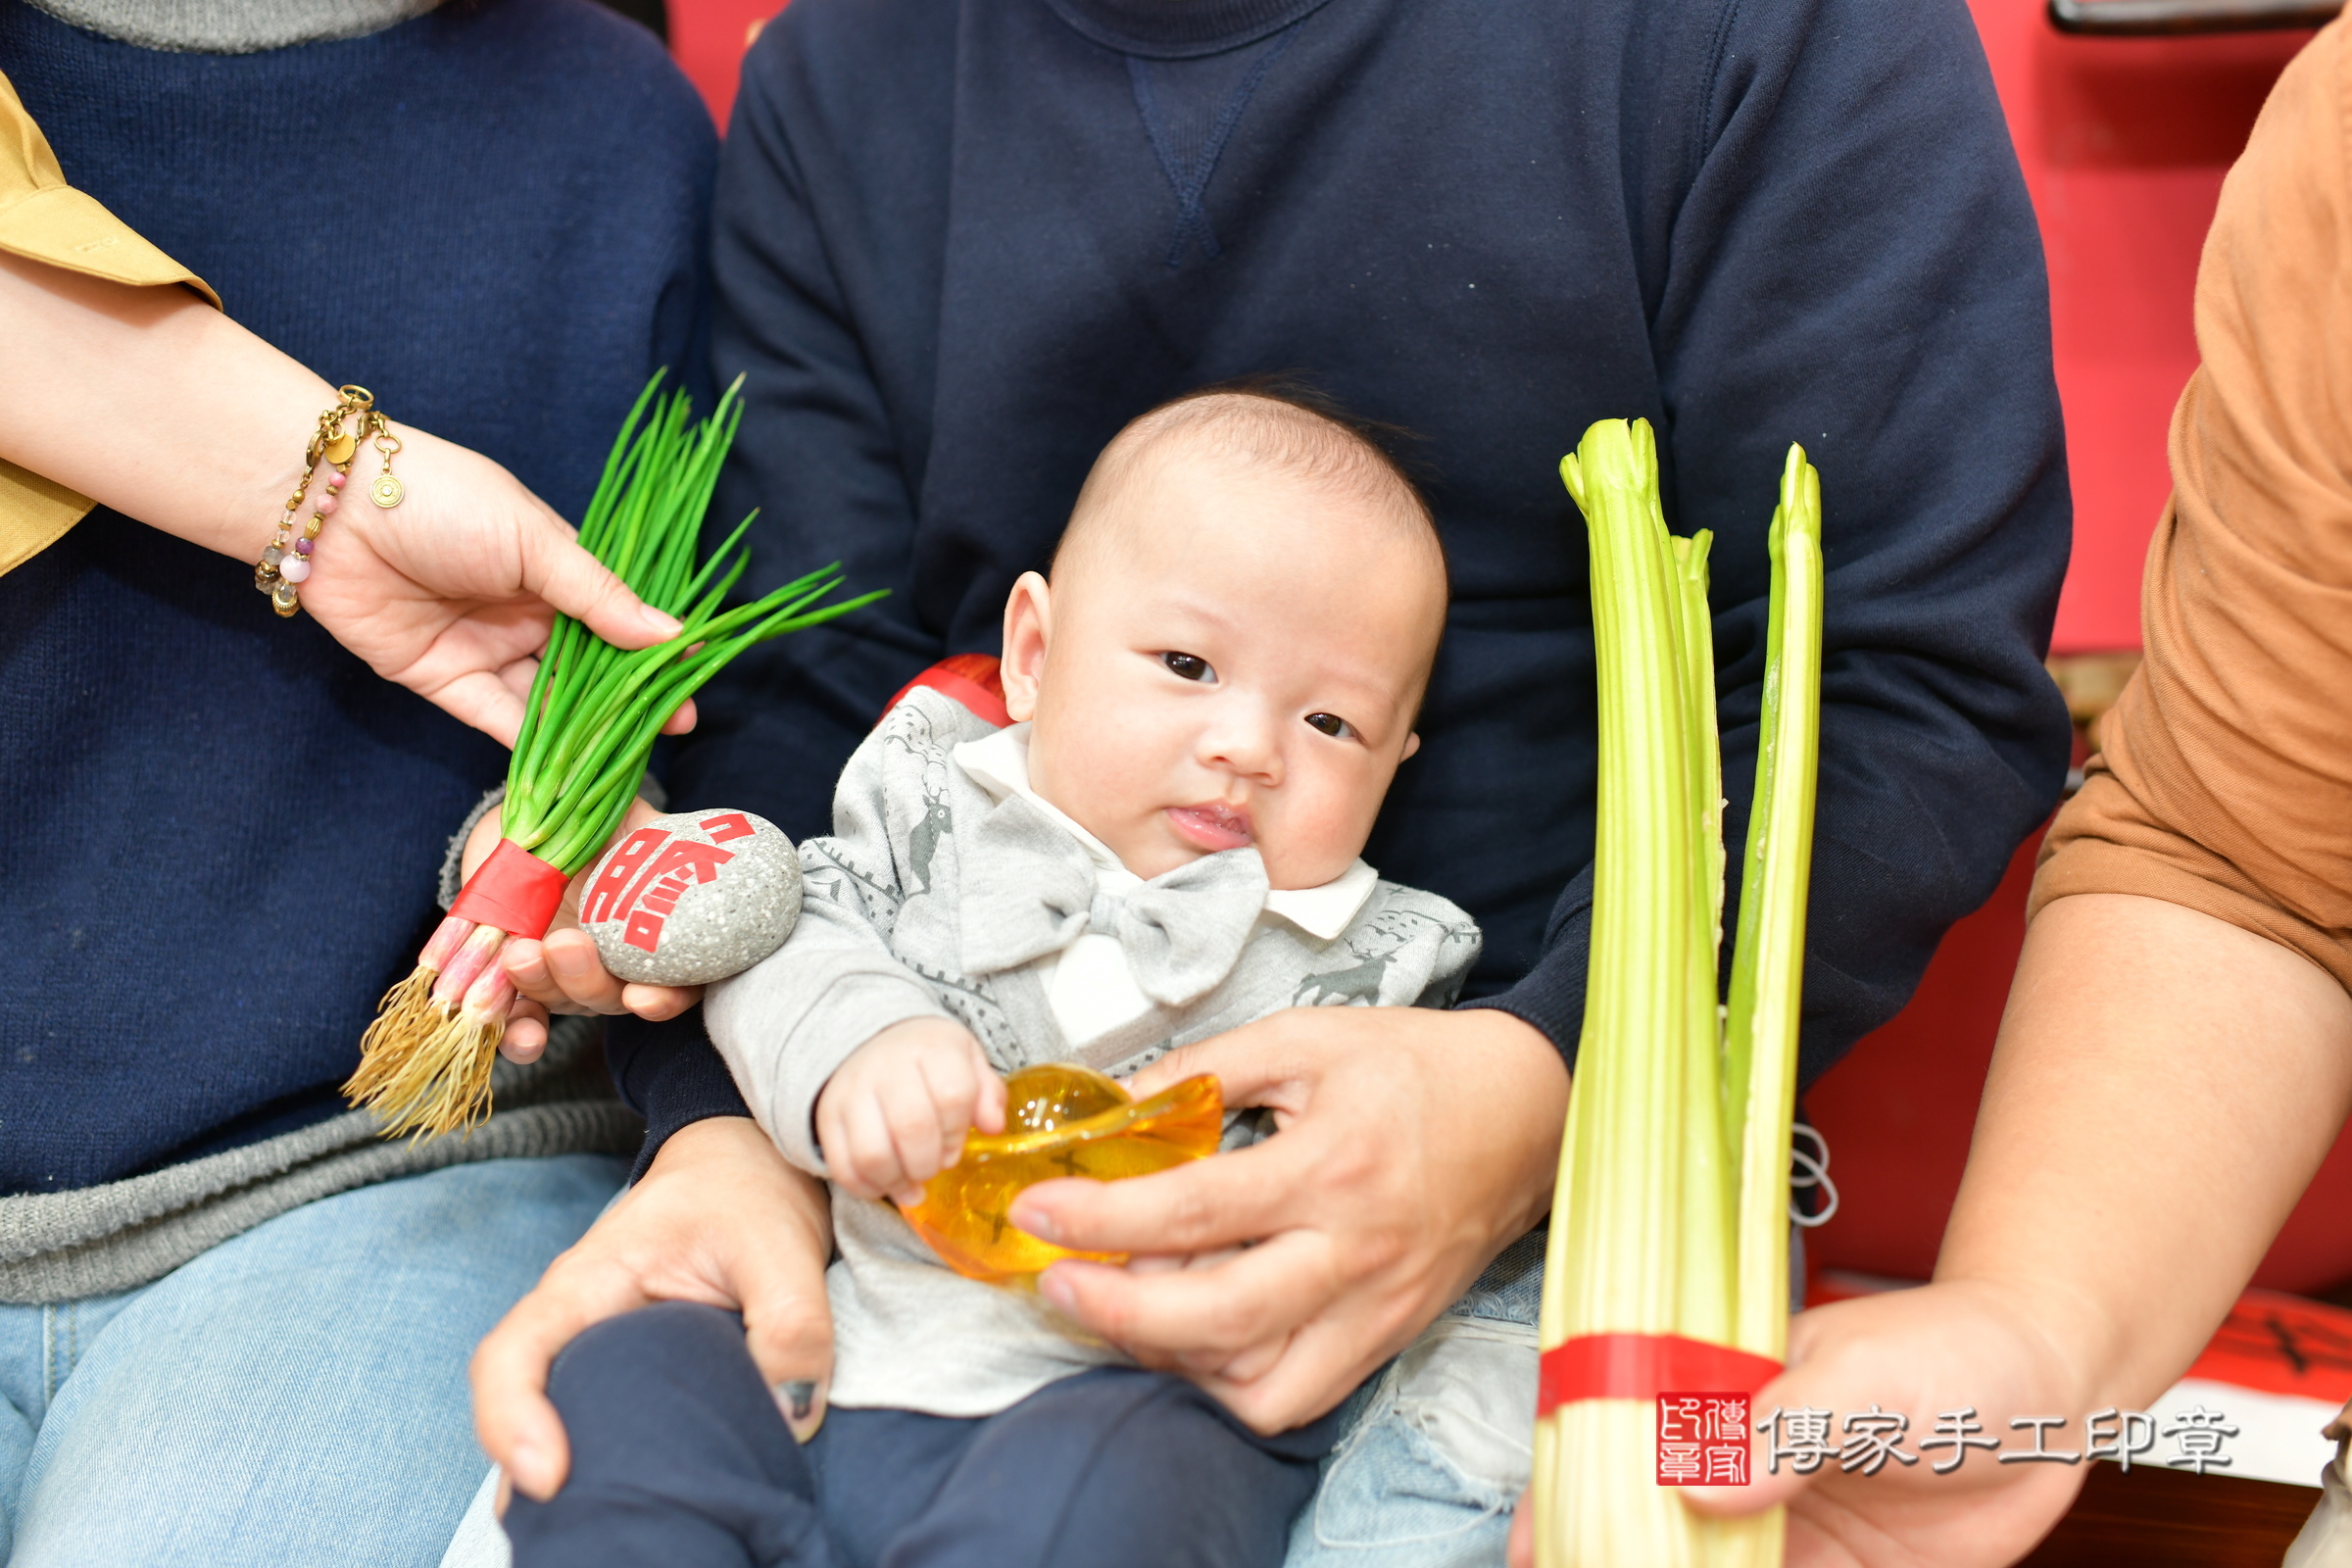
1677, 25, 2352, 1562
0, 249, 340, 558
0, 251, 684, 744
1667, 892, 2352, 1568
1943, 891, 2352, 1396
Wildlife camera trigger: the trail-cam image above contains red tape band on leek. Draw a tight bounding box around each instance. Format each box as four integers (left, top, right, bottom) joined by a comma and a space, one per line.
448, 839, 570, 940
1537, 1334, 1783, 1415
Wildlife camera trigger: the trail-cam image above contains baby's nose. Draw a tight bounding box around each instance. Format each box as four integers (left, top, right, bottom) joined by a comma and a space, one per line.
1200, 710, 1283, 783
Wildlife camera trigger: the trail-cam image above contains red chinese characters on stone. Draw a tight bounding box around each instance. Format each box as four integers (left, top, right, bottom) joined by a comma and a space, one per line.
577, 814, 750, 955
698, 812, 757, 843
580, 828, 669, 925
1658, 1394, 1750, 1487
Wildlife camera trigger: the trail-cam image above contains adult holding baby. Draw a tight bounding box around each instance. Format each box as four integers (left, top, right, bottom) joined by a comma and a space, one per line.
507, 393, 1481, 1568
0, 6, 711, 1565
474, 0, 2075, 1560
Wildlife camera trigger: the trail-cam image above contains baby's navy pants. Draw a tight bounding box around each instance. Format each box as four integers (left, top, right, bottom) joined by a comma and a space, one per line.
504, 1302, 1342, 1568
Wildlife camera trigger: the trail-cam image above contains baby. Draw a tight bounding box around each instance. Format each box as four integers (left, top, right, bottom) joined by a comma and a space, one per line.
506, 387, 1480, 1568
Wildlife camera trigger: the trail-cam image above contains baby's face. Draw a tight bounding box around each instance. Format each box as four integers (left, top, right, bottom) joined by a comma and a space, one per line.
1001, 447, 1446, 891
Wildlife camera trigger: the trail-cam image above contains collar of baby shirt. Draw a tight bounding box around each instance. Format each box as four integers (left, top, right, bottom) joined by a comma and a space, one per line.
950, 723, 1380, 941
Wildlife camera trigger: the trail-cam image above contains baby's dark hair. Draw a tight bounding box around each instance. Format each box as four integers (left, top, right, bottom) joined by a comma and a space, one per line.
1054, 376, 1446, 588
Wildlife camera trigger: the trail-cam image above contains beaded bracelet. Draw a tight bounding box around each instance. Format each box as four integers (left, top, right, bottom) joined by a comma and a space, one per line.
253, 384, 405, 619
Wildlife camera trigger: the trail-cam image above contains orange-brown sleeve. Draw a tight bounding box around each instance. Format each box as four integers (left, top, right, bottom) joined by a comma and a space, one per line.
2032, 20, 2352, 995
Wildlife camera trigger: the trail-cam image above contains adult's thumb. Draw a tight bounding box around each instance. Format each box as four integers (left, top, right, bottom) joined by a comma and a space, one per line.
521, 521, 681, 650
1680, 1366, 1828, 1519
737, 1245, 836, 1444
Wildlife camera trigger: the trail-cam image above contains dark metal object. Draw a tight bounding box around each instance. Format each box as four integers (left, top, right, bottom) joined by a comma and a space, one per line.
2050, 0, 2340, 35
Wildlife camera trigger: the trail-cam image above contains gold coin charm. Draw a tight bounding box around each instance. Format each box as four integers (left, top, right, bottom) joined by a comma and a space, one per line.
369, 472, 405, 508
322, 432, 358, 466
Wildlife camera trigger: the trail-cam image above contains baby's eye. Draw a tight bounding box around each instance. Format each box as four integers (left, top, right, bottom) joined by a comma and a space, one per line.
1161, 652, 1215, 683
1304, 712, 1355, 740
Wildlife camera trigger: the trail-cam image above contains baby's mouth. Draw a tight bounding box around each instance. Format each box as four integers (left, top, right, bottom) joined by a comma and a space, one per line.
1165, 803, 1253, 853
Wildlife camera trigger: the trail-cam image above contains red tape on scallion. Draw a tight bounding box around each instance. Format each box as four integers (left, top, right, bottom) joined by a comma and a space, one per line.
346, 373, 885, 1140
446, 840, 570, 940
1536, 1334, 1783, 1416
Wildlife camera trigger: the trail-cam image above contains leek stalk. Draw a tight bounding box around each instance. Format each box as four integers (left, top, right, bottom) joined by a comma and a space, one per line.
1533, 422, 1824, 1567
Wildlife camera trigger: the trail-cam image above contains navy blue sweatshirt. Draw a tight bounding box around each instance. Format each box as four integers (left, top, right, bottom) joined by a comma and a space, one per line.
0, 0, 713, 1195
608, 0, 2075, 1152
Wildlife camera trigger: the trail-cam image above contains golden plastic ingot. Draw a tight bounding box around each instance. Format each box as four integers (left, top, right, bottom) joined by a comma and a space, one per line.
899, 1063, 1222, 1286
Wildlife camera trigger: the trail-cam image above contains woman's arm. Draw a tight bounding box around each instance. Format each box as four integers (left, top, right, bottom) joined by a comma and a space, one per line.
0, 251, 685, 745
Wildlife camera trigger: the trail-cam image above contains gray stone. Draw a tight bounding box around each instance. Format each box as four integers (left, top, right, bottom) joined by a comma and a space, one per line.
580, 809, 801, 987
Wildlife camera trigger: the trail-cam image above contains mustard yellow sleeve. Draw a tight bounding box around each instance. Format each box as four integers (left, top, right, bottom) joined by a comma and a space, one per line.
0, 68, 220, 574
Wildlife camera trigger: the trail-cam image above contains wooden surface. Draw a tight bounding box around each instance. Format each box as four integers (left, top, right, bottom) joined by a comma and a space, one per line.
2021, 1462, 2315, 1566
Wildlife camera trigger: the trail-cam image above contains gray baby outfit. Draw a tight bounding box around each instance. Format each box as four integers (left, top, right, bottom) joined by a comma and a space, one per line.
707, 686, 1481, 1418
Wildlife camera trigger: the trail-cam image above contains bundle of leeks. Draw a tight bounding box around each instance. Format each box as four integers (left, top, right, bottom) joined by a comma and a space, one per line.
348, 375, 882, 1140
1532, 418, 1824, 1568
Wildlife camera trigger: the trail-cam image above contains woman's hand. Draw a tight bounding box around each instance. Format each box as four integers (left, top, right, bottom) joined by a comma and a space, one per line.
456, 802, 703, 1063
1005, 1005, 1567, 1433
471, 1116, 836, 1503
295, 422, 694, 747
0, 252, 689, 745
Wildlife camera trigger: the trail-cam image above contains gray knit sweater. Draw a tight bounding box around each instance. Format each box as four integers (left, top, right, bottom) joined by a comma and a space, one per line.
22, 0, 441, 53
0, 1015, 639, 1303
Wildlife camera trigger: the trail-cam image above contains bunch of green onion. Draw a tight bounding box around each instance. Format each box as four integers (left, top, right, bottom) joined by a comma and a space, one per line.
349, 375, 882, 1140
1533, 419, 1824, 1566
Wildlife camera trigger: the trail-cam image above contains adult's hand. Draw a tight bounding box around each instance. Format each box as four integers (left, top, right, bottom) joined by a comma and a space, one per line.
471, 1116, 835, 1503
456, 802, 703, 1063
1007, 1005, 1567, 1433
0, 250, 688, 745
1563, 891, 2352, 1568
1501, 1280, 2092, 1568
289, 422, 693, 747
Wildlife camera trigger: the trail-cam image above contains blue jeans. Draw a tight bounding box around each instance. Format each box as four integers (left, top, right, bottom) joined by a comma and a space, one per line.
1284, 1230, 1542, 1568
0, 1153, 624, 1567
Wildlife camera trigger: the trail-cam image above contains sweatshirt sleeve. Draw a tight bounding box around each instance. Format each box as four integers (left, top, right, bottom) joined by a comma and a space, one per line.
2032, 20, 2352, 996
1478, 0, 2073, 1084
613, 21, 957, 1169
704, 711, 957, 1174
662, 20, 956, 843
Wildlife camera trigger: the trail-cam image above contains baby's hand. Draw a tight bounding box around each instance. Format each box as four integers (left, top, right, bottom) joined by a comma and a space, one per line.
815, 1018, 1007, 1206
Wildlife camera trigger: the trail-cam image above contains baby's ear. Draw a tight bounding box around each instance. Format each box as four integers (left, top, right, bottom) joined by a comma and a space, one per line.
1000, 571, 1053, 723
